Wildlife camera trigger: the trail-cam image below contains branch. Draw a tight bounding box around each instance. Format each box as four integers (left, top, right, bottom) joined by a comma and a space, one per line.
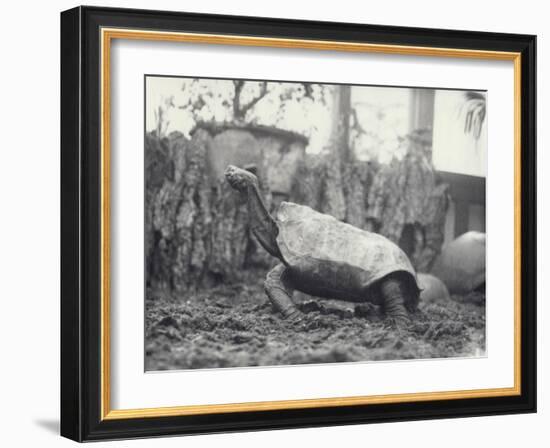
301, 82, 314, 100
350, 108, 367, 135
233, 80, 245, 118
238, 81, 269, 118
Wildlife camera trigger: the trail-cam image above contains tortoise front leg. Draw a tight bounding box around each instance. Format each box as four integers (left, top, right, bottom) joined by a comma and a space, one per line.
379, 277, 411, 327
264, 264, 301, 321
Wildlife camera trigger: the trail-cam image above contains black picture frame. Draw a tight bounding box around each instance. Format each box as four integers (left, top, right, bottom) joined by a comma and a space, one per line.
61, 5, 536, 442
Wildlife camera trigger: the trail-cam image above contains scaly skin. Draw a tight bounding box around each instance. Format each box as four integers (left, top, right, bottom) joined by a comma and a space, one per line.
225, 165, 283, 260
379, 276, 411, 328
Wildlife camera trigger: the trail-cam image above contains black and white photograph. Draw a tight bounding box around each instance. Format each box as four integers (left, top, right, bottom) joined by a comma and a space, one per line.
0, 0, 542, 444
144, 75, 487, 371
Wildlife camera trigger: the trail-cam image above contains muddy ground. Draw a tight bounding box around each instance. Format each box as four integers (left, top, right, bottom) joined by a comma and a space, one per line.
145, 274, 485, 371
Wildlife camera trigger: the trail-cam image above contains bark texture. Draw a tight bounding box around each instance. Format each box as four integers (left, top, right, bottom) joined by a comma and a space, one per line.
145, 127, 449, 294
366, 134, 449, 271
146, 128, 274, 294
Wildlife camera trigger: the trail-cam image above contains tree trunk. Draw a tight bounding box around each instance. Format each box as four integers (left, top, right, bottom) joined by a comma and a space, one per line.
330, 85, 352, 162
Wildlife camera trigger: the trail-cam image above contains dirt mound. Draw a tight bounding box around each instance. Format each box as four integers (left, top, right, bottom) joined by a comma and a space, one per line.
145, 280, 485, 371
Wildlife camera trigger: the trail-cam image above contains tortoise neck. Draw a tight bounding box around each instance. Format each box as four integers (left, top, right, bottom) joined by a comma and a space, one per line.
245, 182, 283, 261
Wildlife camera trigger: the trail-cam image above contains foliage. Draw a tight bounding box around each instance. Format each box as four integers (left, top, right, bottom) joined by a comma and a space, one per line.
153, 95, 175, 138
459, 91, 486, 140
176, 78, 328, 137
366, 131, 449, 271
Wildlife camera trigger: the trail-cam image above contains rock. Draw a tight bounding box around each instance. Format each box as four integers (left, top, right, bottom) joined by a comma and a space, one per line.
417, 273, 450, 304
431, 231, 486, 294
205, 129, 263, 183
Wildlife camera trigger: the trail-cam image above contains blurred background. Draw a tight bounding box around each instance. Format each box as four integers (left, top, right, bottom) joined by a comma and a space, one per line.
145, 77, 487, 294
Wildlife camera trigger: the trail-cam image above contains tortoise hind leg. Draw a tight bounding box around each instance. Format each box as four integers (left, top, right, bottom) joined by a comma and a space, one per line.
379, 277, 411, 327
264, 264, 301, 321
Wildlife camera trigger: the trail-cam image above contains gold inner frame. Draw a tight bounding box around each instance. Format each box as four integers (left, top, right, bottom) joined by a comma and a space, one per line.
100, 27, 522, 421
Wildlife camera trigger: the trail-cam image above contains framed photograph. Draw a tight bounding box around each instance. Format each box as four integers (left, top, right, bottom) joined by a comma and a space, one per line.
60, 6, 536, 442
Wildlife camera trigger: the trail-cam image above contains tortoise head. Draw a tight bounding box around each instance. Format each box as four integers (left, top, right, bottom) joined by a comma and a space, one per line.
224, 164, 259, 192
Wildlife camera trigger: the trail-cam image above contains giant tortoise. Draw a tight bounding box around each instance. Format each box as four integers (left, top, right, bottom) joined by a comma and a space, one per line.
431, 231, 486, 295
225, 165, 420, 326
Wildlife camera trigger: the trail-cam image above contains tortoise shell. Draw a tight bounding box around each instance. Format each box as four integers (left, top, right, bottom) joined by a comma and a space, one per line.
275, 202, 418, 298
